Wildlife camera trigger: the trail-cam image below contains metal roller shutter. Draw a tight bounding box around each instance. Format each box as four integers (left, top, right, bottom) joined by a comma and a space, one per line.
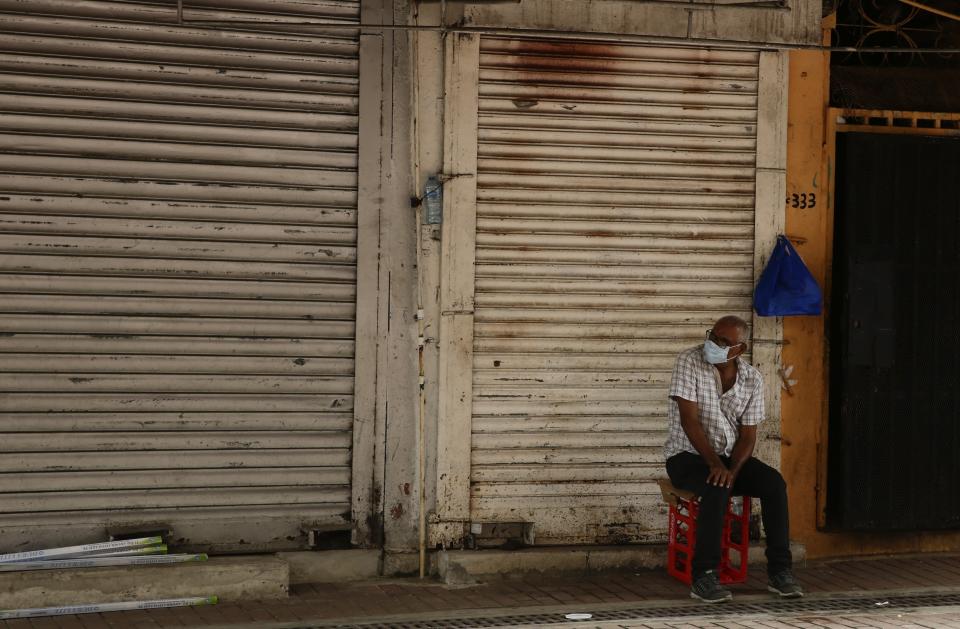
0, 0, 359, 551
472, 38, 759, 545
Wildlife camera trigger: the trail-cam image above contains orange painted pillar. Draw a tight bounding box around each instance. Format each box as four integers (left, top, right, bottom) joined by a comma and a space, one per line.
782, 44, 831, 558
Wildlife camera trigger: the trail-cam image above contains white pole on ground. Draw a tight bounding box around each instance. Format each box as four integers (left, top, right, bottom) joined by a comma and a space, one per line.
0, 554, 207, 572
0, 536, 164, 564
0, 595, 218, 620
81, 544, 168, 558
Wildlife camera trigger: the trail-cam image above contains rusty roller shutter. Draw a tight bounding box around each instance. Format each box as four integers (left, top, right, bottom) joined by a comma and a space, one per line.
471, 38, 759, 545
0, 0, 359, 551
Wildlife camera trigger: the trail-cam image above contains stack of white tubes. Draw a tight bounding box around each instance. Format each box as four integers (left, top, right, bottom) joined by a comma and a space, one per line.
0, 537, 217, 620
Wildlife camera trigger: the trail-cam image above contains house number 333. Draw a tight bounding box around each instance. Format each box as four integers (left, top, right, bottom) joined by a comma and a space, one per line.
786, 192, 816, 209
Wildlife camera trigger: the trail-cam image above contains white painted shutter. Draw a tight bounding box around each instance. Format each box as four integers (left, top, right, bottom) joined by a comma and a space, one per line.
472, 38, 759, 544
0, 0, 359, 551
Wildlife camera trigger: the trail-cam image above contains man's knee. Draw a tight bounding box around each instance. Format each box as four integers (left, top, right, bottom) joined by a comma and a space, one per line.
698, 483, 731, 507
762, 468, 787, 498
744, 459, 787, 497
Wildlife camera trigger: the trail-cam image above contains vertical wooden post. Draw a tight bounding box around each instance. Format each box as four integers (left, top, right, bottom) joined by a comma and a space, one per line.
816, 107, 839, 530
753, 50, 788, 468
351, 5, 385, 549
433, 33, 480, 547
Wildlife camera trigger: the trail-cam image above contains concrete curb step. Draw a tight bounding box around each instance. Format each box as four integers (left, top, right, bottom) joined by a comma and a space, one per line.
437, 542, 807, 584
0, 555, 288, 609
0, 544, 808, 609
279, 549, 381, 585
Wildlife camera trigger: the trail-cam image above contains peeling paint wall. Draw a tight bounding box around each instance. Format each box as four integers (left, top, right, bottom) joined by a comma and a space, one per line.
462, 0, 821, 47
411, 0, 445, 536
369, 0, 422, 557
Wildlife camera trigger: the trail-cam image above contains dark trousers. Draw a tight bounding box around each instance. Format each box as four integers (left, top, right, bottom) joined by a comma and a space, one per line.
666, 451, 792, 579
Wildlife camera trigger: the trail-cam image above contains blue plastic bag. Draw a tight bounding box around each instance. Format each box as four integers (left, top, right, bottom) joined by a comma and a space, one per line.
753, 235, 822, 316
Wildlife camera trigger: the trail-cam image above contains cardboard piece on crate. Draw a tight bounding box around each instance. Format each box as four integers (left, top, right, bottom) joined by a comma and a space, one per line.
657, 478, 696, 506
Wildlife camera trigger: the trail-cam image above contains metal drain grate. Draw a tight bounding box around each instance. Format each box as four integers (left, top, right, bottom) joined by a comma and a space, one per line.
308, 592, 960, 629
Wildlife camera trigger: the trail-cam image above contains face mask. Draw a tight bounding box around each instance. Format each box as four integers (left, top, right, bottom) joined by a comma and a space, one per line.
703, 339, 736, 365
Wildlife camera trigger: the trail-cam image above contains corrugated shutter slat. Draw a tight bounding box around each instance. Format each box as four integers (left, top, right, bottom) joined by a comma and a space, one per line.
0, 0, 358, 550
471, 38, 759, 545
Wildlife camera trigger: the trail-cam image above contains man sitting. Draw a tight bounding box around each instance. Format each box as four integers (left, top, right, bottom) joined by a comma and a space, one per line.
664, 315, 802, 603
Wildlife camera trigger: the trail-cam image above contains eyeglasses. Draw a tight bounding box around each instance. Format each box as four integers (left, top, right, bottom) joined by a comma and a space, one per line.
705, 329, 740, 349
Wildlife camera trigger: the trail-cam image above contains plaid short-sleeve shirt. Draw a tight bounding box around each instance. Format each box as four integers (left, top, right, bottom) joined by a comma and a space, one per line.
663, 346, 765, 460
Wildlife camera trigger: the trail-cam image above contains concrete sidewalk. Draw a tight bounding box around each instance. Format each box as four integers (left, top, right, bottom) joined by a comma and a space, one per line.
4, 553, 960, 628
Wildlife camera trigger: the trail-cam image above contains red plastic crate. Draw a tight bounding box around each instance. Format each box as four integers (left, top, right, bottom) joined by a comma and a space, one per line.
666, 494, 751, 585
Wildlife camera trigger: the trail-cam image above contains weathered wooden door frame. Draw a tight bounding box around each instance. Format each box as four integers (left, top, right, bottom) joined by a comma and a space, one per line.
815, 108, 960, 529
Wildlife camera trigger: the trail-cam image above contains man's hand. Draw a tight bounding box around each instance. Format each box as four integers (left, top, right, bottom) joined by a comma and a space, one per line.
728, 424, 757, 482
674, 396, 733, 487
707, 462, 734, 488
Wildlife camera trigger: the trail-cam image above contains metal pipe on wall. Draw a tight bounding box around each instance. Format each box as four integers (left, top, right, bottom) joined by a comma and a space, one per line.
411, 2, 428, 578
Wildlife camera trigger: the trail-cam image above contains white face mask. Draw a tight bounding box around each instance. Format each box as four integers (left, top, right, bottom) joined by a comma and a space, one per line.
703, 339, 738, 365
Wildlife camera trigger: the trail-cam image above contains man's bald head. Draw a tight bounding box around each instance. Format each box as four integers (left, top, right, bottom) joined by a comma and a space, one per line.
714, 315, 749, 345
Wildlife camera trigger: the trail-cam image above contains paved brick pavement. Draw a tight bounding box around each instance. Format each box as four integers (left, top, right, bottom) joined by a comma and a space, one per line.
3, 553, 960, 628
504, 605, 960, 629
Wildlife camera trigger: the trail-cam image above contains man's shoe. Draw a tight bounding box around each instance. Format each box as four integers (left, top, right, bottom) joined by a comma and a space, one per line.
768, 570, 804, 598
690, 570, 733, 603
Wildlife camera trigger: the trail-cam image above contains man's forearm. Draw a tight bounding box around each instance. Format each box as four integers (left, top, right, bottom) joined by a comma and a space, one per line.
680, 415, 725, 467
728, 430, 757, 475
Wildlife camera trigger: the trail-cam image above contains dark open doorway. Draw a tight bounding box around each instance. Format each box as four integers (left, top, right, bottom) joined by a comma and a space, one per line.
828, 132, 960, 531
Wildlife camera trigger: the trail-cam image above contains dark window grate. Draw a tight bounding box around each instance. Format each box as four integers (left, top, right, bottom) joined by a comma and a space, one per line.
829, 132, 960, 531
